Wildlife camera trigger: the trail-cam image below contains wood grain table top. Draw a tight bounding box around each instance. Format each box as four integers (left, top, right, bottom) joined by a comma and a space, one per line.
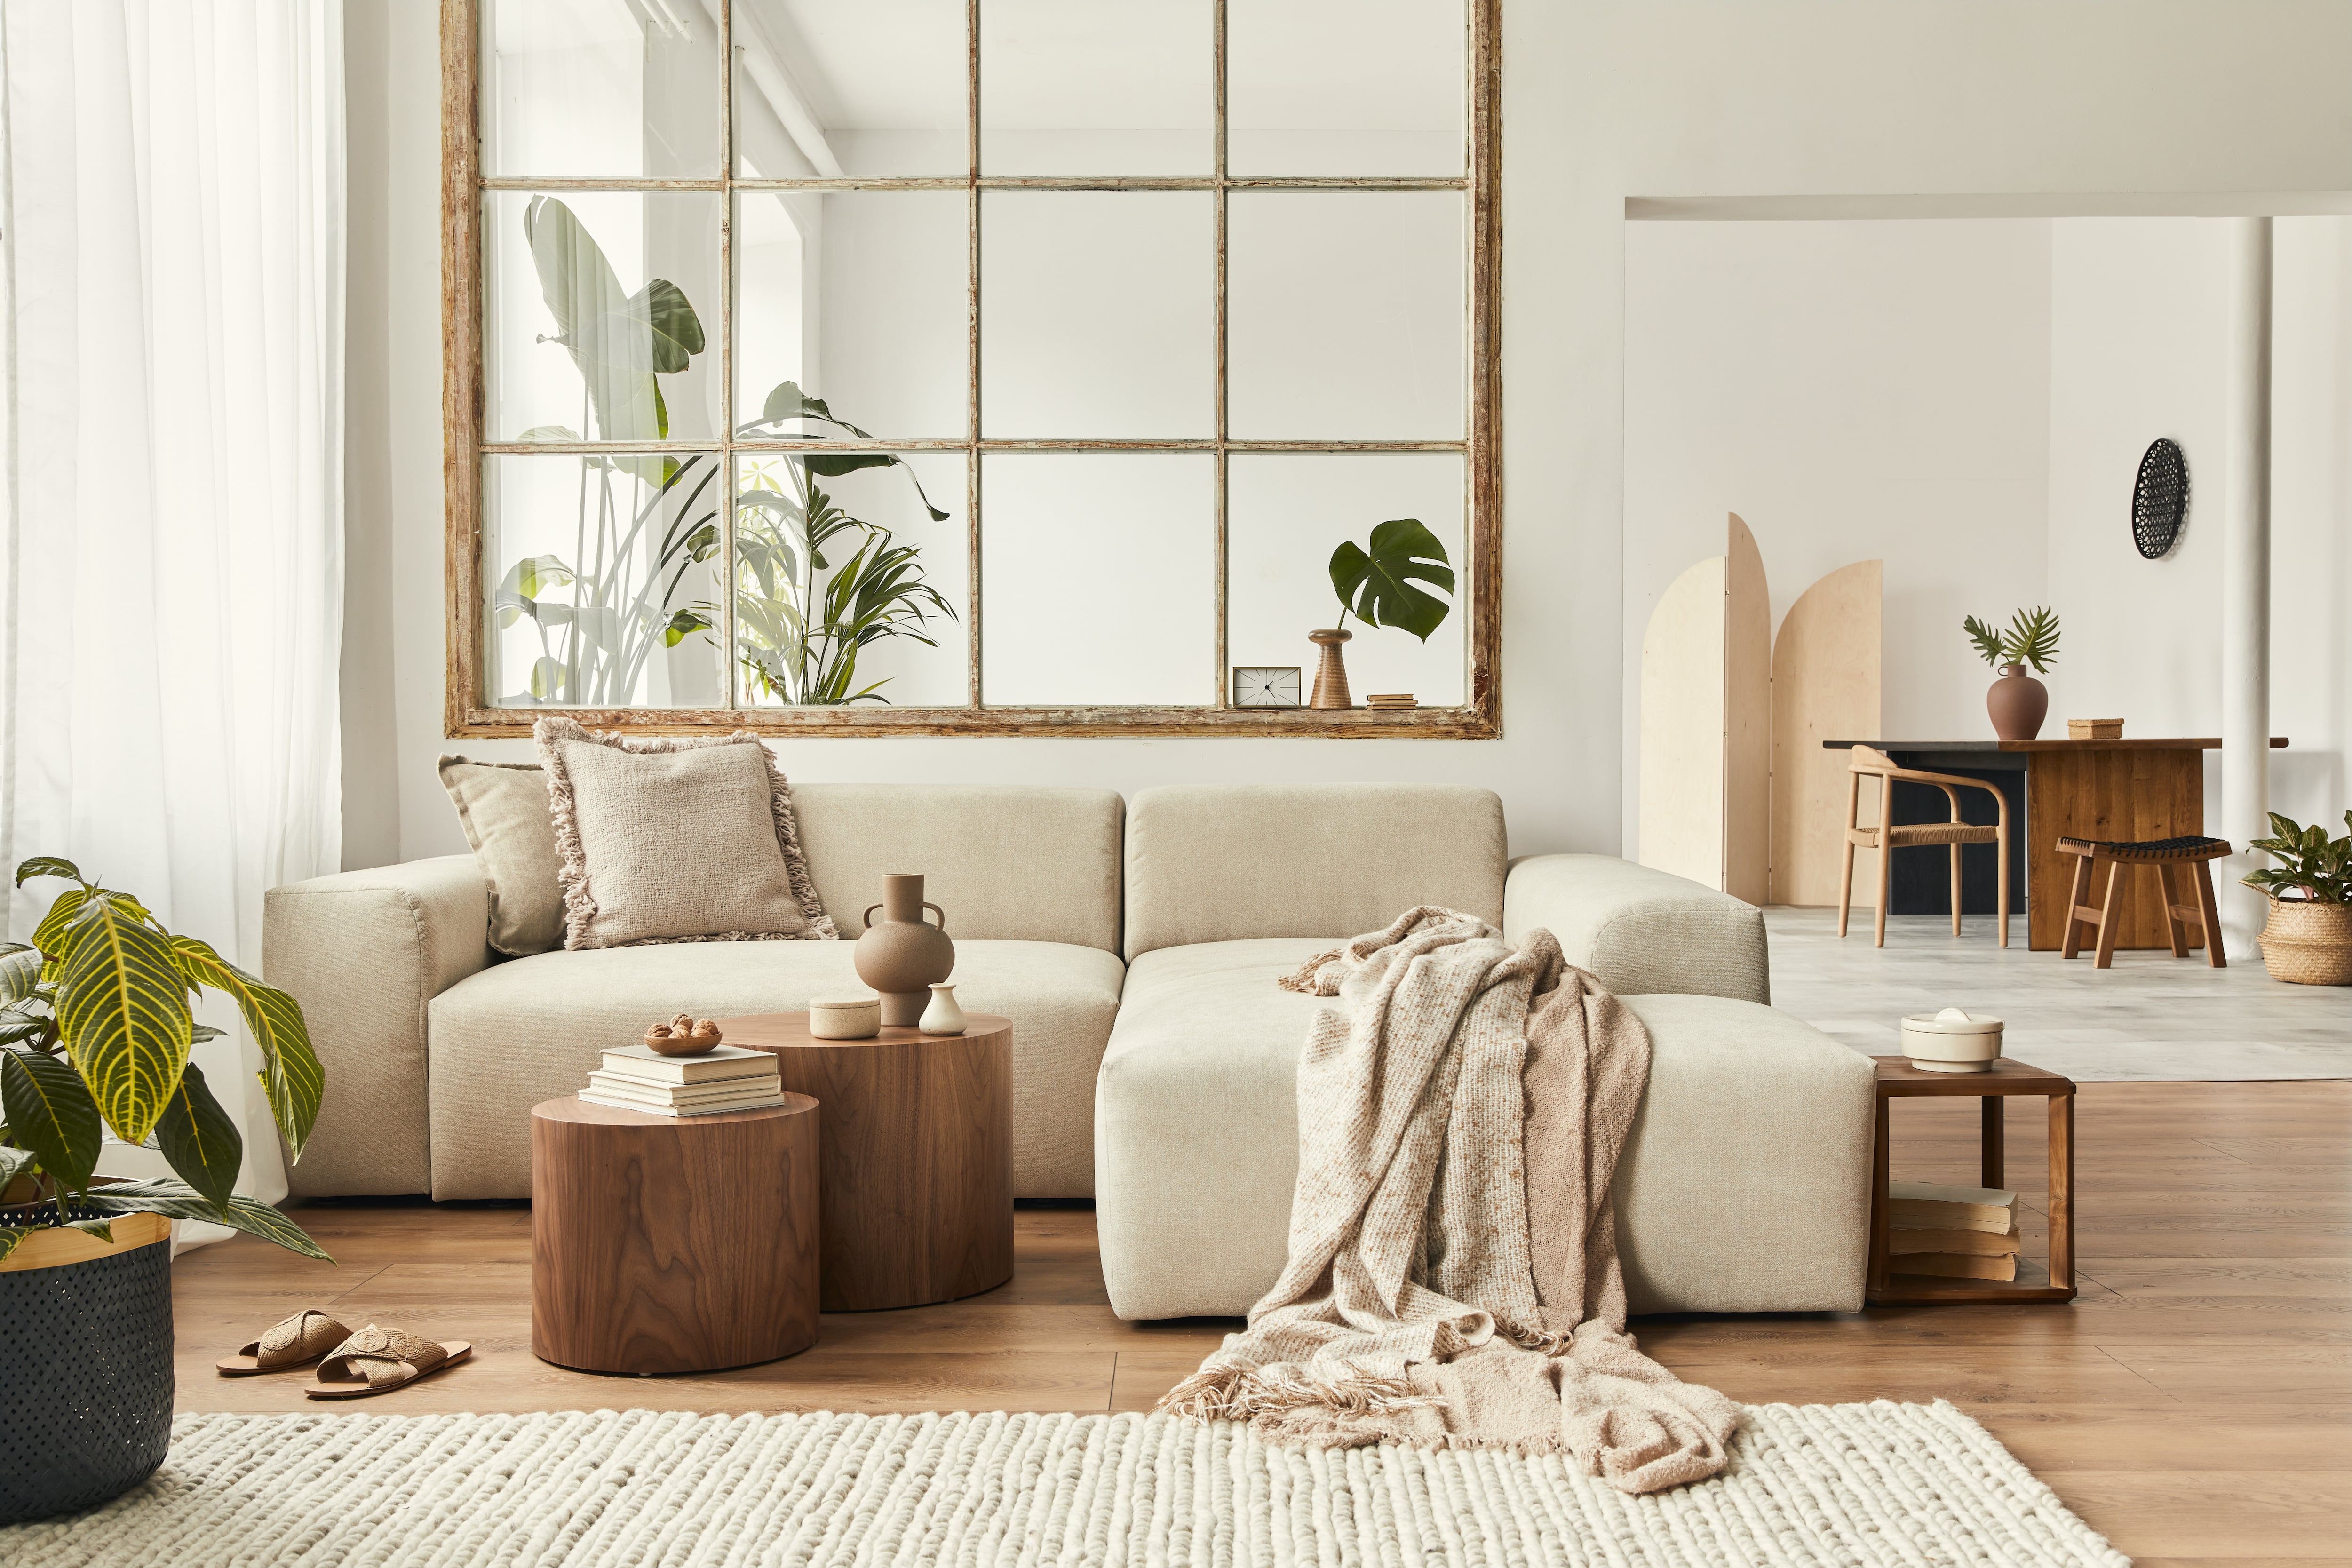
1872, 1055, 2074, 1097
716, 1013, 1013, 1051
1823, 737, 2288, 752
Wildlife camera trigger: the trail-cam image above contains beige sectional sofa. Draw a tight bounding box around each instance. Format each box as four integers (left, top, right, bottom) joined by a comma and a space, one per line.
265, 780, 1874, 1317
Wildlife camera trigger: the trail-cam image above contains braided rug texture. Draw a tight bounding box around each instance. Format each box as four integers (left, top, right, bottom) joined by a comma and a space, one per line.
6, 1400, 2124, 1568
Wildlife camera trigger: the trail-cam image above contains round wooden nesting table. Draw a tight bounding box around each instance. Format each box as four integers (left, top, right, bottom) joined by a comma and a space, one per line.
713, 1011, 1013, 1312
530, 1094, 820, 1375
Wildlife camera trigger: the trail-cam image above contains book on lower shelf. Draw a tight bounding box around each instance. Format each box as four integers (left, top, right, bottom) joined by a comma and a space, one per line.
1888, 1179, 2016, 1234
1891, 1251, 2019, 1282
1888, 1178, 2024, 1283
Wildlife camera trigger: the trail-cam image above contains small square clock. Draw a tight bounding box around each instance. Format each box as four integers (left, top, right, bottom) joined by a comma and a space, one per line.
1232, 666, 1303, 709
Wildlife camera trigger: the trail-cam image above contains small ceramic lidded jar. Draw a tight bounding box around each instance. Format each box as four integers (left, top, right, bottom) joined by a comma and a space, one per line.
1900, 1007, 2004, 1073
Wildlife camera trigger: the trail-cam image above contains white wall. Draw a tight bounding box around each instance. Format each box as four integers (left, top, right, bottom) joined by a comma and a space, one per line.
1623, 219, 2056, 855
1623, 214, 2352, 870
342, 1, 2352, 870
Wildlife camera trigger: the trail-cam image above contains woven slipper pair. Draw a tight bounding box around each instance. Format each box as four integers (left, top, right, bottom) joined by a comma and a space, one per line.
216, 1309, 471, 1398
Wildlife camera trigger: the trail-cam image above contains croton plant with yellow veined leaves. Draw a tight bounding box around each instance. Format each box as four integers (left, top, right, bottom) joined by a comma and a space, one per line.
0, 858, 329, 1262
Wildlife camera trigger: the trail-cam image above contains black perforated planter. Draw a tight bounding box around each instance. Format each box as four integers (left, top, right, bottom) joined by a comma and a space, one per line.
0, 1221, 175, 1524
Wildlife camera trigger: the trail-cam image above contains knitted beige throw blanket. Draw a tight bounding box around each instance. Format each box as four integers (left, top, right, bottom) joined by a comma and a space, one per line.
1160, 907, 1740, 1495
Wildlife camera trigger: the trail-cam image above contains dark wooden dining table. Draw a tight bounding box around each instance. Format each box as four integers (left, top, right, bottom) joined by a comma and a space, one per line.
1822, 737, 2288, 951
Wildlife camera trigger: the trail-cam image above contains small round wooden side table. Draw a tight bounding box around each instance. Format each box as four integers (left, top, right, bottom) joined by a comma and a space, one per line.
531, 1094, 820, 1375
714, 1011, 1013, 1312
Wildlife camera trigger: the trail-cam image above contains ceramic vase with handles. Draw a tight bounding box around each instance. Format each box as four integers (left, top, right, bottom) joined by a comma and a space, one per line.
855, 873, 954, 1027
1986, 662, 2049, 741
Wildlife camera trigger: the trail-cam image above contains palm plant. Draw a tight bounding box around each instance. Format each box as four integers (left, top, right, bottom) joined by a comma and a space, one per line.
1963, 605, 2061, 672
0, 859, 328, 1262
500, 198, 954, 707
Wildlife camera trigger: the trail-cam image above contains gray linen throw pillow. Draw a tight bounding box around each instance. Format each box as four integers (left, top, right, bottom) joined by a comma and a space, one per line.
438, 755, 566, 955
533, 718, 837, 948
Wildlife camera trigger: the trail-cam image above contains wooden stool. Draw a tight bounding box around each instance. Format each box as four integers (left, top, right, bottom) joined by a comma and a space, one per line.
2056, 835, 2229, 969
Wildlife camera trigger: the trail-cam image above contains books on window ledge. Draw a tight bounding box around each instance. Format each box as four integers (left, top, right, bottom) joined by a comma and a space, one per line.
578, 1041, 785, 1116
1888, 1179, 2023, 1283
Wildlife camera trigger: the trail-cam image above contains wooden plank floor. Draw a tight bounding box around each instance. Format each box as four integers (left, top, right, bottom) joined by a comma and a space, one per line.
174, 1081, 2351, 1565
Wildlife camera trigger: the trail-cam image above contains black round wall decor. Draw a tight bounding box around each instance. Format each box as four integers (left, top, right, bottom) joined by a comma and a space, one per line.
2131, 438, 2188, 559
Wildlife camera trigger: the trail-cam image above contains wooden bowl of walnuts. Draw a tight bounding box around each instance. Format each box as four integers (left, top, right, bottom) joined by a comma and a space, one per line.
644, 1013, 724, 1057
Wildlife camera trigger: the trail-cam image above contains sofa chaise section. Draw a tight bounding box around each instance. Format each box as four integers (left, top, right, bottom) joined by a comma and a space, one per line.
1095, 783, 1870, 1320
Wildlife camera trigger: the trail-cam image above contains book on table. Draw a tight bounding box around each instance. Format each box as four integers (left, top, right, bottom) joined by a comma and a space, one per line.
579, 1079, 787, 1117
598, 1042, 778, 1085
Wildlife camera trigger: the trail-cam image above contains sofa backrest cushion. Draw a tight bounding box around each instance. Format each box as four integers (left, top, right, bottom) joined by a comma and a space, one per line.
1123, 784, 1506, 960
791, 784, 1125, 953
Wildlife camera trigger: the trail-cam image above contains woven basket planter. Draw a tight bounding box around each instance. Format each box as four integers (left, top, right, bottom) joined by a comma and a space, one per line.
0, 1209, 175, 1523
2256, 896, 2352, 986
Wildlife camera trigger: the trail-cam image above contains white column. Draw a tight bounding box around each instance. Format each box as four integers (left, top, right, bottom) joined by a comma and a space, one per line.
2219, 217, 2273, 959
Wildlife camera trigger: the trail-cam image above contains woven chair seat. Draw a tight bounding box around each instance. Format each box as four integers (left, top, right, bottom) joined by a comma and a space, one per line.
2055, 834, 2230, 863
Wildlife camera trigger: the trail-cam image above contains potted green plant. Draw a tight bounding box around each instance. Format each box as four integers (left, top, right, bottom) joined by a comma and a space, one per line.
1963, 605, 2060, 740
2241, 812, 2352, 985
1308, 519, 1455, 710
1, 857, 328, 1522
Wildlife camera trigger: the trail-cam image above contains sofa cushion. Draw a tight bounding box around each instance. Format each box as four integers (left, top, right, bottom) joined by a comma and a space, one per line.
437, 755, 564, 955
1123, 785, 1507, 961
792, 784, 1123, 953
1095, 940, 1872, 1319
428, 938, 1123, 1201
534, 718, 834, 948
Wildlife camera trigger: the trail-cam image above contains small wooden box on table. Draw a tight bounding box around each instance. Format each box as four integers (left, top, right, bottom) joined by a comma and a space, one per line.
531, 1094, 820, 1375
715, 1011, 1014, 1313
1868, 1056, 2075, 1305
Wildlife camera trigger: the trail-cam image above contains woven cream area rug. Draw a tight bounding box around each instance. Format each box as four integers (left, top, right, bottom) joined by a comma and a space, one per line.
6, 1402, 2126, 1568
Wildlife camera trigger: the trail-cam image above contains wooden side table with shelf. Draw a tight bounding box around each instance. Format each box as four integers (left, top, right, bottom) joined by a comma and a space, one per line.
1867, 1056, 2076, 1305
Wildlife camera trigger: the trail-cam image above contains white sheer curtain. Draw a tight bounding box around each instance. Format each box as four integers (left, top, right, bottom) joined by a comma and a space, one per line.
0, 0, 345, 1236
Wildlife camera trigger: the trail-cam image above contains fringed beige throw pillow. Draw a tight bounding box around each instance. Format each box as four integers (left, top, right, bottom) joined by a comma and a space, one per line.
438, 755, 566, 955
533, 718, 837, 948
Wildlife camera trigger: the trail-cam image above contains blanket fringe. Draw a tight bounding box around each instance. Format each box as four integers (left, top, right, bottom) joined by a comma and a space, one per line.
1158, 1361, 1447, 1423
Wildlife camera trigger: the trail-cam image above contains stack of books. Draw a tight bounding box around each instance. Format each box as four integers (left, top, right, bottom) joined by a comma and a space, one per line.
580, 1043, 786, 1117
1366, 693, 1419, 711
1889, 1179, 2022, 1281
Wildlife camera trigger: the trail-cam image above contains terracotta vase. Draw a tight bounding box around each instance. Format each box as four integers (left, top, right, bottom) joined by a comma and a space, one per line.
855, 873, 954, 1027
1308, 628, 1354, 710
1986, 662, 2048, 741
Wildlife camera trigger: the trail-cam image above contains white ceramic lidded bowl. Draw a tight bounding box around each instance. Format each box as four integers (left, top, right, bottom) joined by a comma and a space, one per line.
809, 995, 882, 1040
1900, 1006, 2004, 1073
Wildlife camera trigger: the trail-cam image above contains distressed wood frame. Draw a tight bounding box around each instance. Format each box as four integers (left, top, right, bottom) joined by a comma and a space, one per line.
442, 0, 1501, 738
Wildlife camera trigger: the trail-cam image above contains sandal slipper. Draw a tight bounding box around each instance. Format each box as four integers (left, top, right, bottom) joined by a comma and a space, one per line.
217, 1308, 353, 1377
302, 1324, 473, 1399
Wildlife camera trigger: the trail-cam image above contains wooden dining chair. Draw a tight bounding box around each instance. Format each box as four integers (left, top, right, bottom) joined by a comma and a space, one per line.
1840, 745, 2011, 948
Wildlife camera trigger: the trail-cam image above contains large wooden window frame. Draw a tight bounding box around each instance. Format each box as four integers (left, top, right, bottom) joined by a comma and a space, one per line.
442, 0, 1500, 737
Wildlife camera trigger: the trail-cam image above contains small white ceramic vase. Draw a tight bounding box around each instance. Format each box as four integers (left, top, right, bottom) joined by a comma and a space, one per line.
919, 983, 966, 1036
1900, 1006, 2004, 1073
809, 995, 881, 1040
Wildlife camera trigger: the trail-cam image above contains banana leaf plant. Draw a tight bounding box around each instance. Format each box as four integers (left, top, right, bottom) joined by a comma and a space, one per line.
500, 198, 953, 707
0, 859, 329, 1263
1328, 518, 1455, 641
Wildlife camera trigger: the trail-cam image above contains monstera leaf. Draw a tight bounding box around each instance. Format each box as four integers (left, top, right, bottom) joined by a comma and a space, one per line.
1329, 518, 1456, 642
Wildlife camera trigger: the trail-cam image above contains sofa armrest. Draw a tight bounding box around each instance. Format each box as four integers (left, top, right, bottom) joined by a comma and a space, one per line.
264, 856, 491, 1196
1503, 854, 1769, 1004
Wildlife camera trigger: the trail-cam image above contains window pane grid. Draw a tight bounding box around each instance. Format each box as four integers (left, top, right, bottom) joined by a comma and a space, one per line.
463, 0, 1491, 731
